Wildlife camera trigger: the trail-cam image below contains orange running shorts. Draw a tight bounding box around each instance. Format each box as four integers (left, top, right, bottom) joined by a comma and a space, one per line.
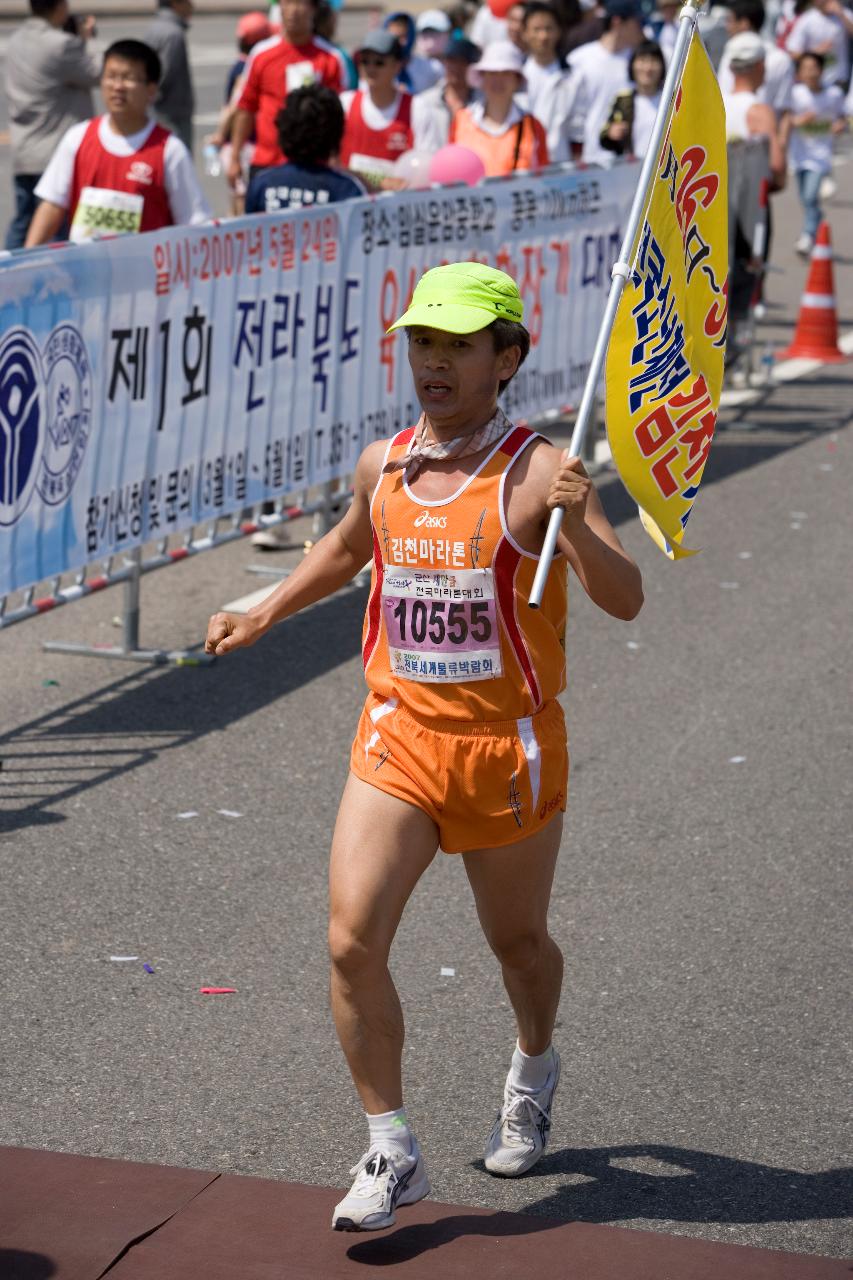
349, 693, 568, 854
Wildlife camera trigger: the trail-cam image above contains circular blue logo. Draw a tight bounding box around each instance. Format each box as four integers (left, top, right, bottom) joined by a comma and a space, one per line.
0, 328, 45, 527
37, 323, 93, 507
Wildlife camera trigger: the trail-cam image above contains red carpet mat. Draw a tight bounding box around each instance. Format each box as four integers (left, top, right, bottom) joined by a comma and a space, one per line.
0, 1146, 847, 1280
0, 1146, 217, 1279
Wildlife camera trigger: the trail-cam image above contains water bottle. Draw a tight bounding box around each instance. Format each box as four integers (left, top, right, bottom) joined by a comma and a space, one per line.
761, 341, 775, 384
203, 143, 221, 178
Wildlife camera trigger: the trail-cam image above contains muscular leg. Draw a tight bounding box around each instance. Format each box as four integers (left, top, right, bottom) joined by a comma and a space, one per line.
329, 774, 439, 1115
463, 816, 564, 1054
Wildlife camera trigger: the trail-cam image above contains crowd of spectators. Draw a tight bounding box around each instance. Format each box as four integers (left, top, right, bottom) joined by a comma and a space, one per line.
4, 0, 852, 261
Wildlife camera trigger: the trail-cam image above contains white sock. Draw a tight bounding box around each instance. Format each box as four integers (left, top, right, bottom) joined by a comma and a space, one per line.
366, 1107, 414, 1158
510, 1041, 555, 1094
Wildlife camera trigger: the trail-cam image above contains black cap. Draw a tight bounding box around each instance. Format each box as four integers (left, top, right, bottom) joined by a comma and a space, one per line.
443, 36, 481, 64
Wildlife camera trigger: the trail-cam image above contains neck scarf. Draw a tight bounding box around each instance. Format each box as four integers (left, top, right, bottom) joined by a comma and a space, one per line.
385, 406, 512, 480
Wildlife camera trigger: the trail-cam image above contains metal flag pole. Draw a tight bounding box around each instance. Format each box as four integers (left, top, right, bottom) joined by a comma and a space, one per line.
528, 0, 704, 609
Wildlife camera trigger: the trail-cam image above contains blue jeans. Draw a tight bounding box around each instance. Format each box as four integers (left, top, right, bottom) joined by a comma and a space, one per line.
5, 174, 40, 251
796, 168, 824, 240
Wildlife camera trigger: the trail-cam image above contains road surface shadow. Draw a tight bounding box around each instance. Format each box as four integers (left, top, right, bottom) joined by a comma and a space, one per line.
507, 1143, 853, 1225
0, 586, 367, 834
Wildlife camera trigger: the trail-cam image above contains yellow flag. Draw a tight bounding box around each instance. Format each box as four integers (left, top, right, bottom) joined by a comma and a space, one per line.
605, 35, 728, 559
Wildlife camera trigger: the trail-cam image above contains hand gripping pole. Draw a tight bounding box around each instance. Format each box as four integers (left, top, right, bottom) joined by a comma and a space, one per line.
527, 0, 703, 608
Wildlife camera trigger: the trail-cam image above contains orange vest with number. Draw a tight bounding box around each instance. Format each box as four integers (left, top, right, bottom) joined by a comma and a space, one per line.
362, 423, 567, 724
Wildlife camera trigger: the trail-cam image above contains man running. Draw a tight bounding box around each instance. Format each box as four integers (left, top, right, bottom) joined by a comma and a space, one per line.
205, 262, 643, 1232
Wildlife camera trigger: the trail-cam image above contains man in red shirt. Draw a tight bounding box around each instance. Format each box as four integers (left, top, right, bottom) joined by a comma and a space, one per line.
25, 38, 209, 246
227, 0, 341, 187
340, 30, 413, 190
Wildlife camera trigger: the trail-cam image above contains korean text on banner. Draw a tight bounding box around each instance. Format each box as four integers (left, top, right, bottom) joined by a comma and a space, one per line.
0, 166, 635, 600
604, 35, 728, 560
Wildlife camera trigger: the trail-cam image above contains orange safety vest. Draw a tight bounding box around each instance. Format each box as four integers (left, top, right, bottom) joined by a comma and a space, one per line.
450, 108, 548, 177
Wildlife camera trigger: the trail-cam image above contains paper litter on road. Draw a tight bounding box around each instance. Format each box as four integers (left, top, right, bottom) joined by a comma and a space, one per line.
177, 811, 199, 819
143, 963, 155, 974
110, 955, 139, 962
738, 552, 752, 560
440, 967, 456, 977
217, 809, 242, 818
729, 756, 746, 764
626, 641, 640, 650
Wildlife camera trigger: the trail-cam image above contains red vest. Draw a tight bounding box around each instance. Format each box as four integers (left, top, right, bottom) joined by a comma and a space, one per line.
69, 118, 174, 234
340, 91, 413, 166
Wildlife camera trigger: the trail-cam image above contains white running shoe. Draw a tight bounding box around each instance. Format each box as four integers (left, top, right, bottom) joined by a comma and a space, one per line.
250, 526, 293, 550
795, 233, 814, 258
484, 1051, 561, 1177
331, 1143, 430, 1232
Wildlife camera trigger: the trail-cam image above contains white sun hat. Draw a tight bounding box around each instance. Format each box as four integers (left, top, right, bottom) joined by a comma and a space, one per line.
468, 40, 527, 88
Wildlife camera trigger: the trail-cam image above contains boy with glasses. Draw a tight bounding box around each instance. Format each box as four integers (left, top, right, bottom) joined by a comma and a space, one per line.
25, 38, 210, 247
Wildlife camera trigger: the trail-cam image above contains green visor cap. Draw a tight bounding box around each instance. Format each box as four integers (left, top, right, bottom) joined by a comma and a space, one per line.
387, 262, 524, 334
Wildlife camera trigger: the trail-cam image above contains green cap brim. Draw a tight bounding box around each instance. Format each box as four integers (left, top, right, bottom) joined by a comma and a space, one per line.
387, 302, 499, 334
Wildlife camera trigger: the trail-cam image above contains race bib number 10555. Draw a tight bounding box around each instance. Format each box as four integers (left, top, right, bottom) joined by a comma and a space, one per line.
381, 567, 503, 683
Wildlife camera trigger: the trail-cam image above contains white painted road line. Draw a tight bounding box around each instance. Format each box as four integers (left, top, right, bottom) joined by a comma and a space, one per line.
221, 583, 279, 614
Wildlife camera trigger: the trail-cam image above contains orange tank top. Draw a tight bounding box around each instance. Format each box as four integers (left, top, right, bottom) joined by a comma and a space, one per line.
362, 423, 567, 724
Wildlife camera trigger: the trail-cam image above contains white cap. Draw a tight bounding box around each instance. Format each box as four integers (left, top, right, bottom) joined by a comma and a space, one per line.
469, 39, 526, 85
416, 8, 452, 31
726, 31, 766, 69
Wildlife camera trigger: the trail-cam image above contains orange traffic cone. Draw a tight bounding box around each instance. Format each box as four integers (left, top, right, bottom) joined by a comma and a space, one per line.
780, 222, 848, 362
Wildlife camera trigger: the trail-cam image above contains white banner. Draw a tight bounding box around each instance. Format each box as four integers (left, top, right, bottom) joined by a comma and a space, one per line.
0, 164, 635, 598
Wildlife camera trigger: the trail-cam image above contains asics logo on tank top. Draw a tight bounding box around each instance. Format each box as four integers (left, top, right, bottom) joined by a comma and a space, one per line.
413, 511, 447, 528
126, 161, 153, 186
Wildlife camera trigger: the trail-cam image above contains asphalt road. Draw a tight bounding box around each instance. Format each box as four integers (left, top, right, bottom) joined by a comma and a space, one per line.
0, 53, 852, 1267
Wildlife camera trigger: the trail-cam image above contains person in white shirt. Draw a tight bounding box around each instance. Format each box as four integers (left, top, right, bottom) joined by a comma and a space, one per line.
784, 0, 853, 85
522, 1, 565, 112
565, 0, 644, 165
600, 38, 665, 159
521, 1, 578, 162
723, 31, 786, 333
412, 37, 483, 152
25, 38, 210, 247
789, 49, 847, 251
718, 0, 795, 128
722, 30, 786, 178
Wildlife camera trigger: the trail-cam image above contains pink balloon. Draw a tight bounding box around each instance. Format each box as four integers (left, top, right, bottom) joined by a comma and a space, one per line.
427, 144, 486, 188
393, 149, 434, 190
